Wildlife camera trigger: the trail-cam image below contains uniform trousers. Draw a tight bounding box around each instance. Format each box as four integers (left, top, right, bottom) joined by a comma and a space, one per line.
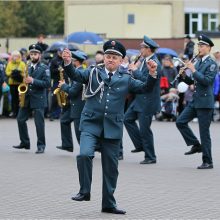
60, 106, 80, 146
77, 131, 120, 209
176, 104, 213, 164
17, 107, 45, 149
50, 82, 61, 119
124, 108, 156, 160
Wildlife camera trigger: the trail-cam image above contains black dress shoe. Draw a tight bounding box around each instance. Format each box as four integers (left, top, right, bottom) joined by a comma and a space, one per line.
35, 148, 45, 154
184, 144, 202, 155
197, 163, 213, 169
56, 146, 73, 152
140, 159, 156, 164
102, 207, 126, 215
13, 145, 30, 150
71, 193, 90, 201
131, 148, 143, 153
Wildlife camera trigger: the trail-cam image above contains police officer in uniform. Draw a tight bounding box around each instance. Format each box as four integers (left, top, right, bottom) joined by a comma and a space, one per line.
124, 35, 161, 164
176, 34, 217, 169
13, 44, 50, 154
62, 40, 158, 214
56, 50, 86, 152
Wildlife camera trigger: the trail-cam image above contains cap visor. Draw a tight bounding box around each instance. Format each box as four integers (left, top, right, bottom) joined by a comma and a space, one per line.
30, 49, 41, 53
105, 49, 123, 57
197, 41, 210, 46
140, 41, 149, 47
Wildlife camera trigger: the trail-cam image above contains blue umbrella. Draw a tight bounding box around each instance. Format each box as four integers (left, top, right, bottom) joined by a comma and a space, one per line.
156, 48, 178, 57
64, 31, 104, 45
126, 49, 140, 57
46, 41, 78, 52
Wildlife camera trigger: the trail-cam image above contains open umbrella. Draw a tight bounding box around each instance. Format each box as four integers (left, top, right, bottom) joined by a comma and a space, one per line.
126, 49, 140, 57
156, 48, 178, 57
46, 41, 78, 52
64, 31, 104, 45
0, 52, 10, 59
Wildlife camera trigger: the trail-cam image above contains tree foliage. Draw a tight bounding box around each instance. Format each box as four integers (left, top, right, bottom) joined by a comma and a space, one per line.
0, 1, 64, 37
0, 1, 26, 37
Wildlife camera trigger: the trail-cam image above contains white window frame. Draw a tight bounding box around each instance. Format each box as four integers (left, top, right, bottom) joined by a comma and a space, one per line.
209, 13, 218, 30
185, 10, 219, 36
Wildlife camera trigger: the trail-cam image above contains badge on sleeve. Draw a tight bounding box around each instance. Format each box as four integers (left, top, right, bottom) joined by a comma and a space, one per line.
45, 69, 50, 77
210, 64, 216, 71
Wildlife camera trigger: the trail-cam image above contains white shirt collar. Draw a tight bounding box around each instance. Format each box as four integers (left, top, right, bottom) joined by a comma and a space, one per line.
105, 67, 116, 75
31, 63, 38, 69
139, 53, 154, 71
202, 54, 209, 62
144, 53, 155, 62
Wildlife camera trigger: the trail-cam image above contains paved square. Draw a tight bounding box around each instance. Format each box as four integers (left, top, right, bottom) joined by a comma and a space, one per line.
0, 118, 220, 219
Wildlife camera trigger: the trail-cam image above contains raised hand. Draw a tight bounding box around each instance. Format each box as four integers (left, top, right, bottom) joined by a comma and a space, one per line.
186, 61, 196, 73
147, 59, 157, 76
62, 48, 72, 65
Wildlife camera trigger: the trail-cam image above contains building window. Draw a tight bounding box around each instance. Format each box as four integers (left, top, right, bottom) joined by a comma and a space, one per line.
185, 13, 218, 36
128, 14, 135, 24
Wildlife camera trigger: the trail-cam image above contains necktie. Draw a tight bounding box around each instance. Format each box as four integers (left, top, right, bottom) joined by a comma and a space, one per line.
30, 66, 34, 75
139, 59, 145, 71
197, 59, 202, 68
108, 72, 113, 82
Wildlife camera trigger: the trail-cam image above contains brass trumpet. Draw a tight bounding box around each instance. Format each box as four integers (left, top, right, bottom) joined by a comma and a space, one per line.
170, 53, 199, 86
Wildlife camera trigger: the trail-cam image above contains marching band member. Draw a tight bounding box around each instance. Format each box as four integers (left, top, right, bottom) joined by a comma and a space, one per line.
176, 34, 218, 169
124, 35, 161, 164
13, 44, 50, 154
62, 40, 158, 214
56, 50, 86, 152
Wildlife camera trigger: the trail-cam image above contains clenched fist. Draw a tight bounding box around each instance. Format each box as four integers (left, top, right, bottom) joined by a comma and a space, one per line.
62, 48, 72, 65
147, 59, 158, 76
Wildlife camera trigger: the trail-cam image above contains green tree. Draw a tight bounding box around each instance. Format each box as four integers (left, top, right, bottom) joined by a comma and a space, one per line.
0, 1, 64, 37
0, 1, 26, 37
19, 1, 64, 37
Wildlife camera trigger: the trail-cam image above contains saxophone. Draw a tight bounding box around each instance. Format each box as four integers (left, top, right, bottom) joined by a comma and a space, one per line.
18, 65, 28, 108
53, 66, 68, 107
